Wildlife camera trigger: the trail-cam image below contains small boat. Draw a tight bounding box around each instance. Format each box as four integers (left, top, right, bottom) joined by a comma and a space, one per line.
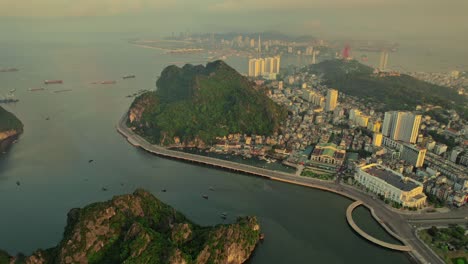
88, 159, 94, 163
209, 186, 215, 191
16, 181, 20, 186
259, 233, 265, 240
9, 89, 16, 93
101, 187, 108, 191
45, 117, 50, 121
202, 194, 208, 199
122, 75, 136, 79
161, 189, 167, 192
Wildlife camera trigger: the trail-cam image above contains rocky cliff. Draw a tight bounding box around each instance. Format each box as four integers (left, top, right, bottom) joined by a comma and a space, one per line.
0, 106, 23, 152
1, 190, 261, 264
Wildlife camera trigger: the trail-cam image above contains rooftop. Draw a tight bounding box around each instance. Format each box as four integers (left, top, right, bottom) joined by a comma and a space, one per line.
362, 165, 420, 192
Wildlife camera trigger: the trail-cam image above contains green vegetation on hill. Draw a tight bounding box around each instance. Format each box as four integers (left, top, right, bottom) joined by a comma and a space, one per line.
1, 189, 261, 264
128, 60, 287, 145
0, 106, 23, 132
419, 225, 468, 264
306, 60, 467, 116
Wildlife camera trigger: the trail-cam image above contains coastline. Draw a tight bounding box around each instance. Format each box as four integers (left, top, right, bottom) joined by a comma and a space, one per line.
116, 113, 442, 264
0, 130, 21, 154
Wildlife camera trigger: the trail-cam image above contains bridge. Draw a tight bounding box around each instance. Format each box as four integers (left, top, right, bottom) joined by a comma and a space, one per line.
346, 201, 412, 252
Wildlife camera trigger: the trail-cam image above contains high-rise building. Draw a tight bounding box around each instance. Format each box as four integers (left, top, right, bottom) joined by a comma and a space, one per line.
248, 58, 265, 77
272, 56, 281, 73
325, 89, 338, 111
382, 111, 421, 143
379, 50, 389, 71
401, 144, 426, 168
312, 51, 317, 64
373, 133, 383, 147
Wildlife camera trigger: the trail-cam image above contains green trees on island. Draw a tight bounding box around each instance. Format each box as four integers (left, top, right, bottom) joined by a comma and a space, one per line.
0, 106, 23, 132
129, 60, 287, 145
306, 59, 467, 117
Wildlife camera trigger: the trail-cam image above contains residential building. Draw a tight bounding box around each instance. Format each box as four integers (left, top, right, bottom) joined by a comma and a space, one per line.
401, 144, 426, 168
373, 133, 383, 147
325, 89, 338, 111
382, 111, 421, 143
355, 164, 427, 208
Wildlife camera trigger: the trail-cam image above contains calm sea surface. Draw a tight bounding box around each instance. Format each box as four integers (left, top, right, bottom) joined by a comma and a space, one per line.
0, 32, 412, 263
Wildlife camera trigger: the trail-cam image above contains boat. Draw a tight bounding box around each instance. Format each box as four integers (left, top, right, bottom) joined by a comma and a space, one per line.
100, 81, 116, 85
9, 89, 16, 93
88, 159, 94, 163
202, 194, 208, 199
0, 68, 18, 73
53, 89, 72, 93
209, 186, 215, 191
161, 189, 167, 192
44, 80, 63, 84
220, 213, 227, 220
259, 233, 265, 240
0, 98, 19, 104
122, 75, 136, 79
101, 187, 108, 191
28, 88, 45, 92
16, 181, 20, 186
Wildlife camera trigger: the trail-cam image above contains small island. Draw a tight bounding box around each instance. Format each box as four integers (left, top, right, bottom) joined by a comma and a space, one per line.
0, 106, 23, 153
128, 60, 287, 146
0, 189, 261, 264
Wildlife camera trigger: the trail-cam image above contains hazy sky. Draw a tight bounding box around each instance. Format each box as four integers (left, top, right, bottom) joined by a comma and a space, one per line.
1, 0, 467, 41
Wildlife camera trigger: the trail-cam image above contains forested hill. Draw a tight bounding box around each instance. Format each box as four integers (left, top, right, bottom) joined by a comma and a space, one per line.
306, 59, 467, 117
128, 60, 287, 145
0, 106, 23, 132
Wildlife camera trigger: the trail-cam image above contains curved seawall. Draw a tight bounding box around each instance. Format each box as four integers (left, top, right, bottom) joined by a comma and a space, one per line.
346, 201, 412, 251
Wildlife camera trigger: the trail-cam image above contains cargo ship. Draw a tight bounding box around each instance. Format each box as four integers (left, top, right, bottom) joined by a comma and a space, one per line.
100, 81, 116, 85
122, 75, 136, 79
28, 88, 45, 92
53, 89, 72, 93
0, 68, 19, 72
0, 98, 19, 104
44, 80, 63, 84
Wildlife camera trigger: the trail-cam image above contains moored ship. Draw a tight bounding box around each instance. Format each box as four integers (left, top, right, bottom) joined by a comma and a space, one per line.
44, 80, 63, 84
122, 75, 136, 79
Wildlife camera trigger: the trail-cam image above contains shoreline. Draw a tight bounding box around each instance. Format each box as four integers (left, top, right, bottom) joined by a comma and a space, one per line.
116, 113, 437, 263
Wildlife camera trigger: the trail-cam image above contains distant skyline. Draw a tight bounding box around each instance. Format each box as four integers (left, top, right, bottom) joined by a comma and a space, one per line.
1, 0, 467, 42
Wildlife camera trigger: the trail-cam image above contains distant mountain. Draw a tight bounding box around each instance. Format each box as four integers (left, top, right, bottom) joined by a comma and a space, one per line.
0, 190, 260, 264
128, 60, 287, 145
306, 59, 468, 117
0, 106, 23, 152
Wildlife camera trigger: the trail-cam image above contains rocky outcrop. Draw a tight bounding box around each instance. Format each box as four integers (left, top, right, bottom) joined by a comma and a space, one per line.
1, 190, 261, 264
0, 106, 23, 153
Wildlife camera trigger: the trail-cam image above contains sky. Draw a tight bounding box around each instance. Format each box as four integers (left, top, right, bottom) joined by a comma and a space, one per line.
0, 0, 467, 42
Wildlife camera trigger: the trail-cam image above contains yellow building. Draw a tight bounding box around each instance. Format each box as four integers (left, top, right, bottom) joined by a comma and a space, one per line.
355, 164, 427, 208
367, 120, 382, 133
325, 89, 338, 111
373, 133, 383, 147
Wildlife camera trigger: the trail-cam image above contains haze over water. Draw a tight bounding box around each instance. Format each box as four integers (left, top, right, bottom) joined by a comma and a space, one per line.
0, 29, 417, 263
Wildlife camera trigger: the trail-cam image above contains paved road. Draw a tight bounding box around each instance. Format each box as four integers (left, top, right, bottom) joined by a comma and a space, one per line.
117, 114, 449, 264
